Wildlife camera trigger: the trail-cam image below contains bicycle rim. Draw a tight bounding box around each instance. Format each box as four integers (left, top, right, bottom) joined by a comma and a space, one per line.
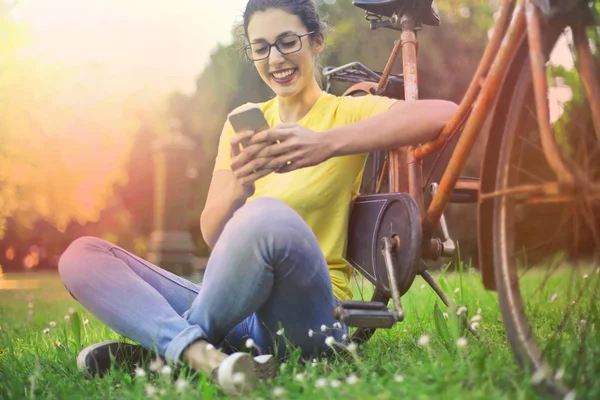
492, 9, 600, 398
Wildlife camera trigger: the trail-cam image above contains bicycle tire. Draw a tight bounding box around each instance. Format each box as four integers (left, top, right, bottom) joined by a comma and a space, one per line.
489, 9, 600, 398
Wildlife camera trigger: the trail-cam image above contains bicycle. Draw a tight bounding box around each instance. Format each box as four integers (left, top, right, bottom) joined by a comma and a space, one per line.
325, 0, 600, 397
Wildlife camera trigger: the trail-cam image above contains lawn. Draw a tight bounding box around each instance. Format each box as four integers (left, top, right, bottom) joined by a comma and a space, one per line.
0, 268, 588, 399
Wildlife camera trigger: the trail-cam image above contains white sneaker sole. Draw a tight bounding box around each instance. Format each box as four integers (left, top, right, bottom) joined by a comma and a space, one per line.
216, 353, 277, 394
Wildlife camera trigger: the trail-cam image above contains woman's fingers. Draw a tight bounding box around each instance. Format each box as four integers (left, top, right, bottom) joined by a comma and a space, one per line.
234, 156, 273, 178
249, 128, 294, 145
231, 142, 272, 170
230, 130, 255, 147
237, 167, 274, 186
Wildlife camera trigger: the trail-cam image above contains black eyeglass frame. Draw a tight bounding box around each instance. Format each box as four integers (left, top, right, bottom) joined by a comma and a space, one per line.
244, 31, 316, 62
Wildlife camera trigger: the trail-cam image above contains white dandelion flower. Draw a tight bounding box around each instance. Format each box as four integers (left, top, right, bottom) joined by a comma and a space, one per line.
554, 367, 565, 381
64, 315, 70, 321
276, 328, 285, 336
145, 384, 156, 397
443, 312, 449, 319
550, 293, 558, 302
272, 387, 286, 397
49, 321, 56, 328
456, 337, 468, 348
330, 379, 342, 388
68, 307, 75, 314
580, 319, 587, 326
325, 336, 336, 347
341, 334, 348, 341
564, 390, 577, 400
454, 288, 460, 293
417, 334, 430, 347
42, 328, 50, 334
294, 373, 305, 382
346, 374, 360, 385
320, 324, 328, 332
315, 378, 328, 388
245, 338, 255, 349
457, 306, 467, 316
346, 342, 358, 353
135, 367, 146, 378
160, 365, 172, 377
311, 358, 318, 368
55, 341, 63, 348
572, 301, 577, 305
333, 322, 342, 329
583, 274, 589, 279
394, 374, 405, 383
232, 372, 245, 385
471, 322, 480, 330
148, 358, 164, 372
175, 378, 189, 392
531, 369, 546, 385
308, 329, 314, 337
471, 314, 482, 323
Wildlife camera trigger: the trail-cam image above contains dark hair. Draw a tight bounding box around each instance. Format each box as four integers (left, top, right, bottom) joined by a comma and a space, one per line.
241, 0, 328, 87
242, 0, 327, 40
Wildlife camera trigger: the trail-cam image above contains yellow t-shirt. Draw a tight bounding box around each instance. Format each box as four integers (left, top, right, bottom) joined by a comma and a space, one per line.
213, 91, 398, 300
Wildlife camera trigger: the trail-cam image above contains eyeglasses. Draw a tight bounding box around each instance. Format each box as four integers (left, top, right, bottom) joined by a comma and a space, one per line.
245, 31, 315, 61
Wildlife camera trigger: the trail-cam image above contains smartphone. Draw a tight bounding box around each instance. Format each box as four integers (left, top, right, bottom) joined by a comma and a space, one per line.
228, 105, 285, 169
228, 106, 270, 147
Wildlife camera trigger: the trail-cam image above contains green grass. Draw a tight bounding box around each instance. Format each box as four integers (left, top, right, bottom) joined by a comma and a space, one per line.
0, 269, 583, 399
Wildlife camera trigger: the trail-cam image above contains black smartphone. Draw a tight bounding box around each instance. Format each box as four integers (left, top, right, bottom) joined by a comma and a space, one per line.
228, 106, 270, 147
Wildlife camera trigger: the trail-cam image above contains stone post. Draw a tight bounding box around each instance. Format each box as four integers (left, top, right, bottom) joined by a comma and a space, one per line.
147, 120, 197, 275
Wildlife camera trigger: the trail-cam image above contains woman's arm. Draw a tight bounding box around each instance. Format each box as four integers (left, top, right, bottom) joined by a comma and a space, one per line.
325, 99, 457, 157
238, 99, 457, 175
201, 130, 275, 247
200, 171, 250, 248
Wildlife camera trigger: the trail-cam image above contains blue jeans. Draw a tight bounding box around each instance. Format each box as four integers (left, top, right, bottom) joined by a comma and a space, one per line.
58, 197, 348, 363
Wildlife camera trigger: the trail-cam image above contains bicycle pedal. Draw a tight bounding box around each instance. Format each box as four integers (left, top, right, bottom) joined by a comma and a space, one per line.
334, 302, 398, 329
336, 300, 388, 311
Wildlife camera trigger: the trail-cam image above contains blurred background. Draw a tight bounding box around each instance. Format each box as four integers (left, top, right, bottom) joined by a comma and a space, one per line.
0, 0, 495, 274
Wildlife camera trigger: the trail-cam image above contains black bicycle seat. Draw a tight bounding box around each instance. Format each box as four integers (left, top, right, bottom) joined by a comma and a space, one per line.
353, 0, 441, 26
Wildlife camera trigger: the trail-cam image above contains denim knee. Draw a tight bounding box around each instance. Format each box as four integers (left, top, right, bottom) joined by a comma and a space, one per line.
221, 197, 319, 262
231, 197, 303, 236
58, 236, 110, 292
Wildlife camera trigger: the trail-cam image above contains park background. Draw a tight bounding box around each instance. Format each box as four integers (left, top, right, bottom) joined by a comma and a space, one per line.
0, 0, 495, 274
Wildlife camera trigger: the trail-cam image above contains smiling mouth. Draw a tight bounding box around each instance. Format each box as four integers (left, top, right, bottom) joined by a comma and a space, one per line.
270, 68, 297, 83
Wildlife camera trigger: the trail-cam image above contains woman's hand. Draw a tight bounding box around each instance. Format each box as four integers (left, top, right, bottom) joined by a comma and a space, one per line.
229, 130, 277, 197
247, 123, 335, 173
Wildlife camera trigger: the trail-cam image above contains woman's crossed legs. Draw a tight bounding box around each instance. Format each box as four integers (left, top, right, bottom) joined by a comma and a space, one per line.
58, 197, 346, 366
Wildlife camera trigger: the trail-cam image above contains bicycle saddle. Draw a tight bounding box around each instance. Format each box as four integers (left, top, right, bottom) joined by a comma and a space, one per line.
353, 0, 441, 26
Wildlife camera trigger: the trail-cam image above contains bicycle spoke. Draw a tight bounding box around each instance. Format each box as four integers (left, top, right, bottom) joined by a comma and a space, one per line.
491, 11, 600, 396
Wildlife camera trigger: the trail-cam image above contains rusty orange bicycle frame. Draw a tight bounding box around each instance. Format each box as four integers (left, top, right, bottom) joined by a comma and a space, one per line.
369, 0, 600, 249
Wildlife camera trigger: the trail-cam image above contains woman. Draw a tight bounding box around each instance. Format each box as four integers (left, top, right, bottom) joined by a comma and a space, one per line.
59, 0, 457, 394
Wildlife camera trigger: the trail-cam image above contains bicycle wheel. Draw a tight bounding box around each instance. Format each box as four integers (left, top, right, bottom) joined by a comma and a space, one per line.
489, 8, 600, 398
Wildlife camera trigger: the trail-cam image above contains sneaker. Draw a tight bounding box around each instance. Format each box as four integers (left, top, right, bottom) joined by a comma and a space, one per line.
183, 340, 277, 394
76, 340, 158, 378
77, 340, 278, 393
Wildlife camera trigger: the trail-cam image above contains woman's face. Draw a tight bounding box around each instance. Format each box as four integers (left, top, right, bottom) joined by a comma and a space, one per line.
247, 8, 323, 98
